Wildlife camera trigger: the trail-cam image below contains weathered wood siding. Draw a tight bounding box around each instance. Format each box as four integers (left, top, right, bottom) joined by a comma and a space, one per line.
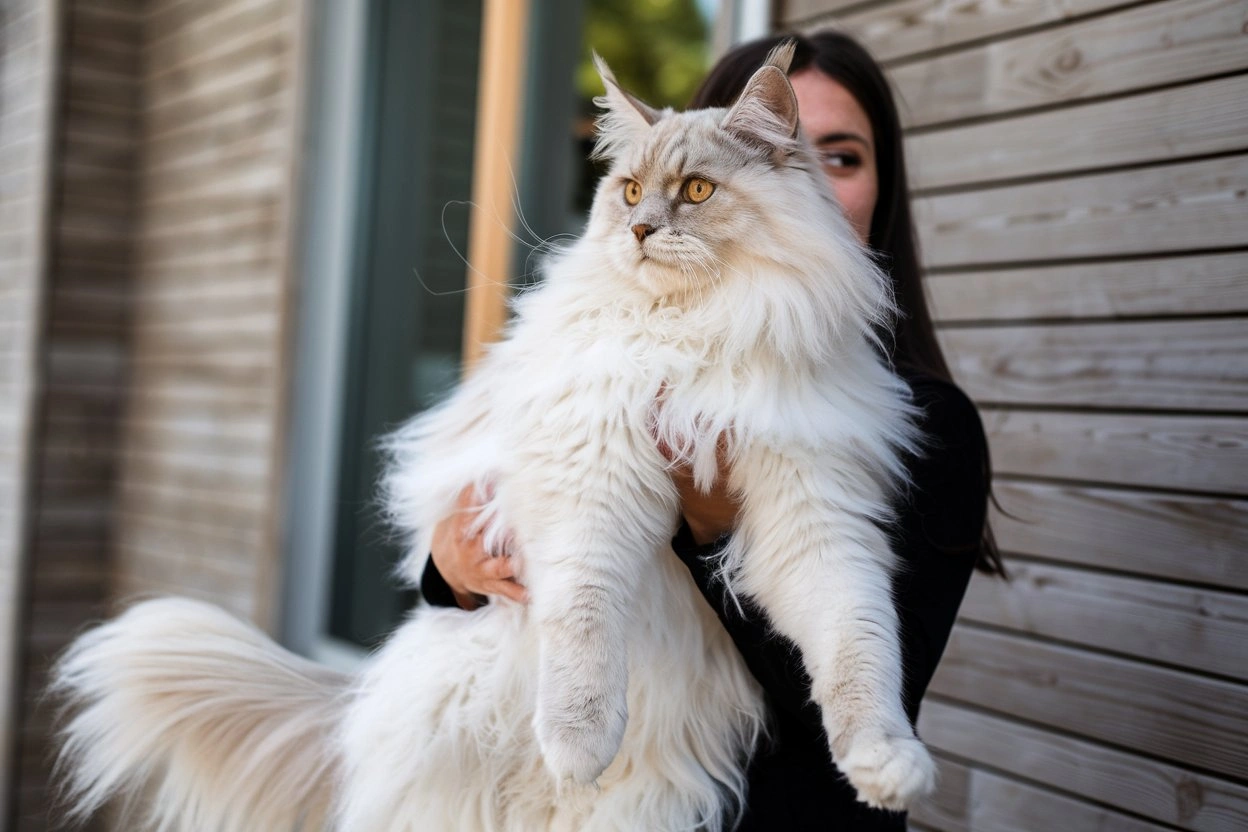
109, 0, 306, 630
2, 0, 309, 827
8, 2, 140, 828
0, 3, 60, 828
782, 0, 1248, 827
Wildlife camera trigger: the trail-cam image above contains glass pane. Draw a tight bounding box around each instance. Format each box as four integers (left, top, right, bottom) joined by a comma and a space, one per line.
329, 0, 483, 648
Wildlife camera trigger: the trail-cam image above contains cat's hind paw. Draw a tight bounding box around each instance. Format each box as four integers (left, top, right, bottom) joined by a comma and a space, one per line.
838, 732, 936, 811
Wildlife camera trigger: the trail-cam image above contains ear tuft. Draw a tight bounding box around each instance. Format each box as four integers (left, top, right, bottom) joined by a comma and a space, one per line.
591, 52, 662, 161
764, 40, 797, 74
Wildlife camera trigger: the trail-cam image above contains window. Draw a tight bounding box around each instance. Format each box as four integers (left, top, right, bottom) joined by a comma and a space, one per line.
286, 0, 723, 659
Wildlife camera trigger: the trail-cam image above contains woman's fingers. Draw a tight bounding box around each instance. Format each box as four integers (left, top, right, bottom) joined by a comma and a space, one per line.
484, 578, 529, 604
454, 482, 481, 510
483, 555, 516, 580
431, 481, 528, 606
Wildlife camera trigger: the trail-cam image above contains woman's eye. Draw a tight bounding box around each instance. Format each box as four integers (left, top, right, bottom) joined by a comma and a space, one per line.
683, 177, 715, 204
819, 150, 862, 171
624, 180, 642, 205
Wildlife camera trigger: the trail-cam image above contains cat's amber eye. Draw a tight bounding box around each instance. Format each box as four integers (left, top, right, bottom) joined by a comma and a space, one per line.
624, 180, 643, 205
683, 178, 715, 204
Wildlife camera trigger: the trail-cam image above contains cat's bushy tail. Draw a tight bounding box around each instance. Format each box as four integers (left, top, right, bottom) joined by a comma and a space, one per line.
50, 597, 350, 831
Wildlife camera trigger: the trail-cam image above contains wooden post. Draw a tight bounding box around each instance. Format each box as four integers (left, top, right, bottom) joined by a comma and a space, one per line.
462, 0, 530, 370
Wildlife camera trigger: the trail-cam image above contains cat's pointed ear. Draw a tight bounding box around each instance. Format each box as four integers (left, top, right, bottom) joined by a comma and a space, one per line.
720, 42, 800, 156
592, 52, 661, 160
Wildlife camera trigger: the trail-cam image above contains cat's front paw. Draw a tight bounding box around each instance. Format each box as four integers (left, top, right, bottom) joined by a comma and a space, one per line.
534, 697, 627, 785
837, 732, 936, 811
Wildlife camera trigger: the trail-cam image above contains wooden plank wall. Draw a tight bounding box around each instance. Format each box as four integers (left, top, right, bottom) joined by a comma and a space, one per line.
2, 0, 309, 827
110, 0, 306, 628
0, 2, 59, 828
781, 0, 1248, 828
8, 2, 140, 828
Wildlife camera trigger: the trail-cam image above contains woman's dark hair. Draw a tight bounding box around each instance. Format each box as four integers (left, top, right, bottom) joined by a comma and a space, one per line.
691, 32, 1004, 576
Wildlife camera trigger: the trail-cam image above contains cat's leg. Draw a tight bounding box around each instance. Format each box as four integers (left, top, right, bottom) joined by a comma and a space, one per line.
730, 443, 935, 811
508, 423, 677, 786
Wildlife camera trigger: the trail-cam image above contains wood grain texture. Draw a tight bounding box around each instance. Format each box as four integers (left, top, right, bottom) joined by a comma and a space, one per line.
783, 0, 872, 24
890, 0, 1248, 128
919, 700, 1248, 831
983, 409, 1248, 493
909, 73, 1248, 190
463, 0, 528, 367
927, 253, 1248, 323
991, 480, 1248, 589
959, 558, 1248, 679
916, 155, 1248, 267
836, 0, 1135, 62
966, 768, 1180, 832
910, 755, 971, 832
0, 1, 58, 826
941, 318, 1248, 411
912, 754, 1178, 831
9, 2, 139, 828
930, 625, 1248, 779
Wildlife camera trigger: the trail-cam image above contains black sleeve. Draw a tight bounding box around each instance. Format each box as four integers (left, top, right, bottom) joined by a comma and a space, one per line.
672, 378, 988, 730
420, 556, 462, 608
892, 380, 987, 725
672, 523, 824, 727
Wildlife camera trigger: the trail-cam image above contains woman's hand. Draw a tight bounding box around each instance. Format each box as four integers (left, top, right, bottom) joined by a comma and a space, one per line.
660, 436, 742, 545
429, 485, 528, 610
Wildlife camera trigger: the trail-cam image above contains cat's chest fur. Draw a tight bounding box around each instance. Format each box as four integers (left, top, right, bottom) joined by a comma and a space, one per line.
493, 278, 803, 434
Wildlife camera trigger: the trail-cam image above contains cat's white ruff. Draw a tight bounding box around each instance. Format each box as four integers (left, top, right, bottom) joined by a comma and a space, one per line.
51, 48, 937, 831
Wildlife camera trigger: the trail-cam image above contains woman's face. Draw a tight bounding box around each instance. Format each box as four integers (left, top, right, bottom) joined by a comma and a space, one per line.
789, 68, 878, 245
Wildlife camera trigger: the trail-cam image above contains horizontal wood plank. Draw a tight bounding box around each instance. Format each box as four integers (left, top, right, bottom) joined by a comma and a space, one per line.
968, 767, 1179, 831
146, 0, 286, 78
891, 0, 1248, 128
929, 625, 1248, 779
837, 0, 1135, 63
983, 409, 1248, 494
920, 700, 1248, 831
991, 480, 1248, 589
927, 253, 1248, 323
916, 155, 1248, 267
143, 58, 287, 139
959, 558, 1248, 680
941, 318, 1248, 411
783, 0, 869, 24
909, 73, 1248, 190
911, 755, 970, 832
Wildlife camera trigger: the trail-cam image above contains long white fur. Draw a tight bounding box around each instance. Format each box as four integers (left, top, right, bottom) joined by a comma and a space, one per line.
52, 49, 935, 831
51, 598, 347, 831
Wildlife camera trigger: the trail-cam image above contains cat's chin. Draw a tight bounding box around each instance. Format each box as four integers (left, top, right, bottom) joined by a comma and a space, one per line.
632, 258, 708, 302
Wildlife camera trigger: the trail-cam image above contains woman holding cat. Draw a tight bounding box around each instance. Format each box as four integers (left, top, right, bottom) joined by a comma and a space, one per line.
424, 31, 1003, 831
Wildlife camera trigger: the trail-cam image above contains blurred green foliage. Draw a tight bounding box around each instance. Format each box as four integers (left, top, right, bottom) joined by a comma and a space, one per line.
577, 0, 711, 113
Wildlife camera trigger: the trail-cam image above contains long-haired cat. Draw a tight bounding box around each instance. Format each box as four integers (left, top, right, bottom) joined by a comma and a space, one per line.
52, 46, 935, 831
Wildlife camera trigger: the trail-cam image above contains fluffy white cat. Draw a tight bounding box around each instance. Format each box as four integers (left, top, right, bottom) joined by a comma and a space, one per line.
52, 46, 935, 831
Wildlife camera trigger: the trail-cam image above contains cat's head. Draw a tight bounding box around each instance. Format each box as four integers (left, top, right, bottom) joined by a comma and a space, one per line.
584, 44, 864, 306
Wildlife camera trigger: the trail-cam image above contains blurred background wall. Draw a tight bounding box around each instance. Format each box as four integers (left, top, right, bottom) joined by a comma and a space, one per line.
1, 0, 306, 826
1, 3, 61, 828
0, 0, 1244, 829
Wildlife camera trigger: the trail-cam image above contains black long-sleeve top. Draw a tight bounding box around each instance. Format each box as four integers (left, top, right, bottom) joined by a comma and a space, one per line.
421, 372, 988, 830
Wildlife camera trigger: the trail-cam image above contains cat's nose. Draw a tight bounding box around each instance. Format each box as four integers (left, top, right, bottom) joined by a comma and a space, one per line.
632, 223, 656, 243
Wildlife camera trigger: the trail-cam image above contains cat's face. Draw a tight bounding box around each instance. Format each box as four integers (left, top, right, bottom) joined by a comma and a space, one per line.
585, 46, 835, 300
